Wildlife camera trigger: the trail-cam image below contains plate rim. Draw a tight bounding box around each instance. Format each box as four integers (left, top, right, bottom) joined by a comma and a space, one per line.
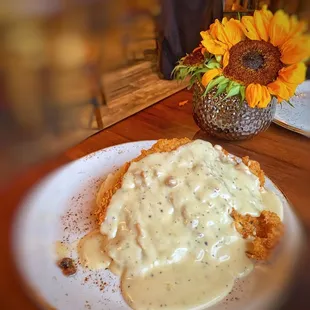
273, 80, 310, 138
10, 139, 307, 310
10, 140, 157, 310
273, 118, 310, 138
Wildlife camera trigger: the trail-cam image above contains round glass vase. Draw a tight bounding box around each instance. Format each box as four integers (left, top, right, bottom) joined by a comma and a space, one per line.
192, 81, 276, 140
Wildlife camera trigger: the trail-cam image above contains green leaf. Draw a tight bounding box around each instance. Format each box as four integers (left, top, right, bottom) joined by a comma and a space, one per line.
172, 64, 197, 80
203, 79, 217, 96
172, 59, 208, 79
215, 82, 228, 96
240, 86, 245, 102
215, 55, 222, 63
171, 67, 177, 77
206, 62, 221, 69
226, 81, 234, 92
180, 67, 187, 76
174, 64, 187, 70
225, 85, 241, 99
207, 58, 218, 65
203, 76, 226, 96
171, 65, 185, 79
188, 76, 197, 89
237, 12, 241, 21
218, 77, 230, 86
190, 68, 209, 82
214, 77, 230, 96
213, 75, 226, 85
206, 58, 220, 68
226, 80, 240, 93
192, 67, 209, 76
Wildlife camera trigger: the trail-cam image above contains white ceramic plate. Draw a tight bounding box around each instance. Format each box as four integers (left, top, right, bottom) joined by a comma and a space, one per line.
273, 80, 310, 138
12, 141, 305, 310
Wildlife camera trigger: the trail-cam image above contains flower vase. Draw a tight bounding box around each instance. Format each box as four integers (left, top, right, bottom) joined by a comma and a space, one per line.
192, 82, 277, 140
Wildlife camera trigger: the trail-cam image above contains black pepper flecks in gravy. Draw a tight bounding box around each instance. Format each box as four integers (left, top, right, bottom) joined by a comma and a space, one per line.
79, 140, 283, 310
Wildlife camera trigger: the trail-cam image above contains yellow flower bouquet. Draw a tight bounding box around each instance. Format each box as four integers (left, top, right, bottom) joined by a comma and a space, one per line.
173, 6, 310, 139
174, 6, 309, 107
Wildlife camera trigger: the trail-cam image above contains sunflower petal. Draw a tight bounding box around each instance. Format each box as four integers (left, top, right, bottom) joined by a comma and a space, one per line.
200, 31, 227, 55
280, 35, 310, 64
209, 22, 217, 39
201, 68, 222, 87
269, 10, 290, 47
288, 15, 308, 39
283, 81, 298, 97
222, 17, 228, 26
241, 16, 260, 40
267, 78, 290, 101
202, 39, 227, 55
200, 30, 209, 41
257, 86, 271, 108
254, 8, 270, 41
224, 19, 244, 46
223, 51, 230, 69
213, 19, 230, 46
279, 62, 306, 84
245, 83, 271, 108
261, 5, 273, 22
246, 84, 261, 108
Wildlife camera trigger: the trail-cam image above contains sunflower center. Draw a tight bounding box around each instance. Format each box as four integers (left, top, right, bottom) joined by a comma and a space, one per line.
242, 51, 264, 70
223, 40, 283, 86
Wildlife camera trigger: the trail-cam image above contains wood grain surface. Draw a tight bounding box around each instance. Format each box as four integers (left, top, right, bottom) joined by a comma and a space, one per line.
1, 89, 309, 310
91, 61, 187, 129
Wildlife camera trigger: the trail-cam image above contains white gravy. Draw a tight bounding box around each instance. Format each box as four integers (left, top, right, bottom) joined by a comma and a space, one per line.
79, 140, 283, 310
78, 230, 111, 270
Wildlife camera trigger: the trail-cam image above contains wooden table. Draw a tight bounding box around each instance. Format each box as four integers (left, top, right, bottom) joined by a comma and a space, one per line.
1, 89, 310, 309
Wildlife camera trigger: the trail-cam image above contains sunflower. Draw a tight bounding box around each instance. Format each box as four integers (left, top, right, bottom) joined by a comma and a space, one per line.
174, 6, 310, 108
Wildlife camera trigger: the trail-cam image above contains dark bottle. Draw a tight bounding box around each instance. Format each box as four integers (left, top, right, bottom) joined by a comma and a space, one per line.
158, 0, 223, 80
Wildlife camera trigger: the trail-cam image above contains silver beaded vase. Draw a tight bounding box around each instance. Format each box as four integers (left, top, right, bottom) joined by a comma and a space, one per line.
192, 81, 276, 140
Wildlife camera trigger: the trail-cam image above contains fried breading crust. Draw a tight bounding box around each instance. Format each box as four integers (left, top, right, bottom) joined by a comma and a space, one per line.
242, 156, 265, 187
95, 138, 191, 223
230, 208, 284, 260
